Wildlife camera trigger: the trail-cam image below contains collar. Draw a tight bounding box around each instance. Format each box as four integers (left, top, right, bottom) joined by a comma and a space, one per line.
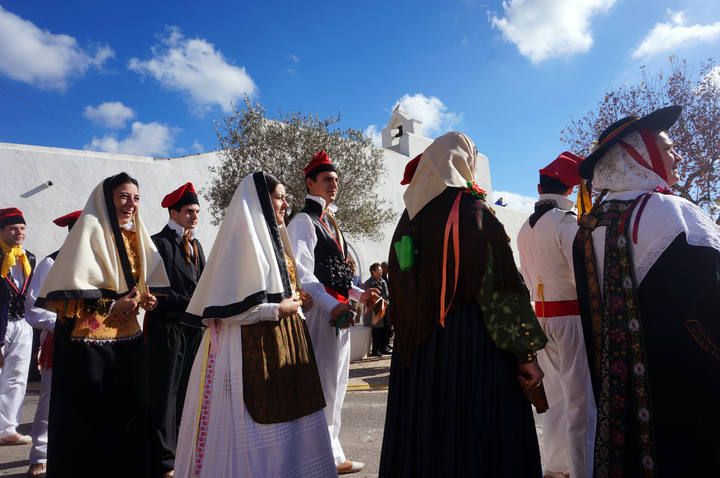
306, 194, 339, 214
537, 193, 574, 211
168, 219, 195, 239
120, 221, 135, 232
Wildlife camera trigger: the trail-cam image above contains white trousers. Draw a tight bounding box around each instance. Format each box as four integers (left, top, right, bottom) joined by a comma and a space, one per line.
537, 315, 597, 478
305, 308, 351, 466
0, 319, 32, 437
29, 366, 51, 464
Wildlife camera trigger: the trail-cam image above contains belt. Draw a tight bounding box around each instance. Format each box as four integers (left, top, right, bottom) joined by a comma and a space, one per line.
324, 286, 349, 304
534, 300, 580, 318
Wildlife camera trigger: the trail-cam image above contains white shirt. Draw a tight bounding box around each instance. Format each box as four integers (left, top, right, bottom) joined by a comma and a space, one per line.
517, 194, 579, 302
168, 219, 195, 257
25, 256, 56, 332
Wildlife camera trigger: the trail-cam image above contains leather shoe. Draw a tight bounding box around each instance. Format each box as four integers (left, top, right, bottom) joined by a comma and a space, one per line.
27, 463, 46, 477
0, 433, 32, 445
337, 460, 364, 474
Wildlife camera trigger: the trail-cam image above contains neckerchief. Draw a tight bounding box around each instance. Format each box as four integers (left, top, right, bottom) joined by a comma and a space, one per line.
0, 240, 31, 280
574, 199, 656, 477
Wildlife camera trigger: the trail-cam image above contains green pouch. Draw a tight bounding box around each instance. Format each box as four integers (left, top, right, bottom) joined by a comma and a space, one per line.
393, 235, 416, 271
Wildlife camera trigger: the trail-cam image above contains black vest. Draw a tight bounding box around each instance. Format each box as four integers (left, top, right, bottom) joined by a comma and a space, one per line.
299, 198, 352, 298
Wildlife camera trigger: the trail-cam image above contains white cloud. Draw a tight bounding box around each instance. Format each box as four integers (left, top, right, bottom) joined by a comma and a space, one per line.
129, 27, 256, 115
632, 10, 720, 59
490, 0, 615, 63
393, 94, 462, 137
288, 54, 300, 64
191, 140, 204, 153
85, 121, 178, 157
364, 124, 382, 147
83, 101, 135, 129
0, 6, 114, 90
491, 189, 537, 212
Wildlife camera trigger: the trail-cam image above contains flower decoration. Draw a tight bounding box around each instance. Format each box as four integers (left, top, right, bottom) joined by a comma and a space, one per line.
464, 180, 487, 200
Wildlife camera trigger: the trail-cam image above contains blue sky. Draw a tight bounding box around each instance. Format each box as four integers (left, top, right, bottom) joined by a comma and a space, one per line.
1, 0, 719, 207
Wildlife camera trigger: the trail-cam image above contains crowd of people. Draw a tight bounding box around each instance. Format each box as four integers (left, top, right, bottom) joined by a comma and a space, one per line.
0, 104, 718, 477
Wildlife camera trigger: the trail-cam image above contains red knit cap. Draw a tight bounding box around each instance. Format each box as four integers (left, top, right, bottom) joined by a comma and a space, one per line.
400, 153, 423, 185
0, 208, 25, 228
53, 211, 82, 228
304, 150, 336, 178
539, 152, 583, 187
161, 182, 198, 209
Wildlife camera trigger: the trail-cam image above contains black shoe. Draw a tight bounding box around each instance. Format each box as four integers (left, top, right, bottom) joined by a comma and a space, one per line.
370, 351, 383, 357
380, 348, 393, 355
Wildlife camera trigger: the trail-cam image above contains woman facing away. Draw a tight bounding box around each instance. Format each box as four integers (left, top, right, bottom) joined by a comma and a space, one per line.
380, 132, 547, 477
174, 172, 336, 478
37, 172, 171, 478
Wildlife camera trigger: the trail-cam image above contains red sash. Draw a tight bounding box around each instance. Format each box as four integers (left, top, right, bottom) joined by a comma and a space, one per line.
534, 300, 580, 318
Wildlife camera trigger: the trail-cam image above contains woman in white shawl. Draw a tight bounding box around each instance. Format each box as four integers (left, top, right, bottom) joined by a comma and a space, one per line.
175, 172, 335, 478
37, 172, 171, 478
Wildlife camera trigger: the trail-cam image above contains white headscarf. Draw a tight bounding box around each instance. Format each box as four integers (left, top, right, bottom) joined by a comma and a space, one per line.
403, 132, 478, 220
39, 174, 169, 301
186, 172, 299, 322
593, 131, 668, 193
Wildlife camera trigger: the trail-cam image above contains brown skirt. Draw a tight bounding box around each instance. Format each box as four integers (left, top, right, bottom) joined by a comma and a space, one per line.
241, 314, 326, 424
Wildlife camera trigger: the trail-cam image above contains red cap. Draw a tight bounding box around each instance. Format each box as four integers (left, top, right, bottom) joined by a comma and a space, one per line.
400, 153, 423, 185
539, 152, 583, 187
0, 208, 25, 228
304, 150, 336, 178
161, 182, 199, 209
53, 211, 82, 228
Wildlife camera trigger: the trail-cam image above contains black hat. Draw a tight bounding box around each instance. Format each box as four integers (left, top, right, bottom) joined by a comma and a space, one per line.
579, 105, 682, 179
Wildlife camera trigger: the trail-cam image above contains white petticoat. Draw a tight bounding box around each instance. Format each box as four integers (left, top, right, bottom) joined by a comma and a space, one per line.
174, 322, 336, 478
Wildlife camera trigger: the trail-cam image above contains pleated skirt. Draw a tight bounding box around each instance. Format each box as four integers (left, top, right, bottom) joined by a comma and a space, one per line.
379, 301, 542, 477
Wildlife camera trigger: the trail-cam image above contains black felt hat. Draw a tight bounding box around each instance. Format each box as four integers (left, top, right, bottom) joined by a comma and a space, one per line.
579, 105, 682, 179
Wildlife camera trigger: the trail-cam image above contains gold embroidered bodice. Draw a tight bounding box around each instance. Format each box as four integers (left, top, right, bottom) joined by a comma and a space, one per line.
285, 252, 298, 297
69, 229, 143, 342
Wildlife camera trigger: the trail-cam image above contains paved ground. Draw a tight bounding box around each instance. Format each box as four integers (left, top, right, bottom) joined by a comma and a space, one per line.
0, 355, 543, 477
0, 356, 393, 477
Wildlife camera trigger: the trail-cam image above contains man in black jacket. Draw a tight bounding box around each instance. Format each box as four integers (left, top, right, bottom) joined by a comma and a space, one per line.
0, 208, 35, 446
147, 183, 206, 478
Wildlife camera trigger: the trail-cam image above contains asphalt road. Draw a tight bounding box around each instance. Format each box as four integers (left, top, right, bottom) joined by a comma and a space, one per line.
0, 385, 390, 478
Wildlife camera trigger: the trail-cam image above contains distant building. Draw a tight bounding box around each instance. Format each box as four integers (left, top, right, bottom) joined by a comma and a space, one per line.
0, 111, 528, 281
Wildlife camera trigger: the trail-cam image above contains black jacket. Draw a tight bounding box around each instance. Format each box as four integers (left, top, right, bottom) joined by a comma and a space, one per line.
148, 225, 205, 327
0, 249, 35, 345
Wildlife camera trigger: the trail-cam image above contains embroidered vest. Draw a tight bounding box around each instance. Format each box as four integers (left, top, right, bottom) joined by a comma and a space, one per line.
299, 198, 352, 298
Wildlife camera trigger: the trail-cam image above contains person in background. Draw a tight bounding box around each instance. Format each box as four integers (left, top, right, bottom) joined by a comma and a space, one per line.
24, 210, 81, 477
147, 182, 207, 478
363, 263, 390, 357
0, 208, 35, 447
517, 153, 596, 478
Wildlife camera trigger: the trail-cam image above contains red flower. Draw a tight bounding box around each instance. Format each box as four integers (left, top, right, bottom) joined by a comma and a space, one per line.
464, 180, 487, 200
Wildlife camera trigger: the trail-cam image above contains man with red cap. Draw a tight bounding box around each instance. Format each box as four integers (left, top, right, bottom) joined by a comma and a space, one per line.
147, 182, 206, 478
0, 208, 36, 446
288, 151, 379, 474
517, 153, 596, 478
23, 210, 80, 477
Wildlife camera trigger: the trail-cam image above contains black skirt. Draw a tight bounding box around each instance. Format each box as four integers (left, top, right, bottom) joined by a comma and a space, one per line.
379, 301, 542, 477
47, 317, 149, 478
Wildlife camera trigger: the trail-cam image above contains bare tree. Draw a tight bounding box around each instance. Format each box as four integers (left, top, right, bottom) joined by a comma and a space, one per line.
205, 98, 395, 240
561, 57, 720, 217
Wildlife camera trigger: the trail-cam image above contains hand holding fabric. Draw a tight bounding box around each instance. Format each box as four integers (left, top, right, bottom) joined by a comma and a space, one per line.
278, 297, 301, 318
113, 287, 139, 315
